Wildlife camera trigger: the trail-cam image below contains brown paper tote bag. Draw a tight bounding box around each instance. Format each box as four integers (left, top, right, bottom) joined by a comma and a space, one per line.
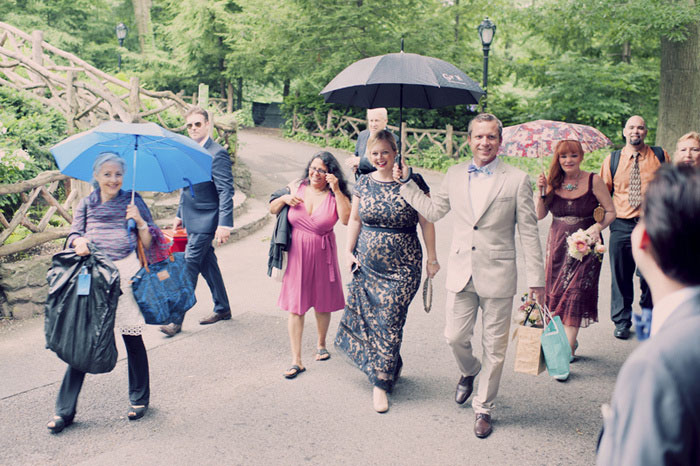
513, 325, 546, 375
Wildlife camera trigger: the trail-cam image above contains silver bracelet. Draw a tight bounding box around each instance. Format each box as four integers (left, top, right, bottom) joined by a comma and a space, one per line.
138, 223, 148, 230
429, 260, 438, 265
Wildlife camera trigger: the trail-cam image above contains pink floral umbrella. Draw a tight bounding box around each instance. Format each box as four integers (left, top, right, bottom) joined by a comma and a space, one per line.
497, 120, 613, 158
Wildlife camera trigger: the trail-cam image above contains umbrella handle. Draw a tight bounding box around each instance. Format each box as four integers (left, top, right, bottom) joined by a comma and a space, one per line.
397, 153, 413, 183
183, 177, 195, 198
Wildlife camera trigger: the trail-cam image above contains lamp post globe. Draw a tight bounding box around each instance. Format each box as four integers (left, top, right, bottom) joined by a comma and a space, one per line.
477, 17, 496, 110
115, 23, 128, 71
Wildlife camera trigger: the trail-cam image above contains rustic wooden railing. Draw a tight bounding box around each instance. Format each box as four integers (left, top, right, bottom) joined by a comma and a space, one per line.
0, 22, 236, 145
0, 22, 240, 256
289, 109, 471, 159
0, 169, 77, 256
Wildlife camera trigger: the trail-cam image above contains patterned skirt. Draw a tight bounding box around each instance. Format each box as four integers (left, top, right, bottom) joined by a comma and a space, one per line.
334, 227, 421, 392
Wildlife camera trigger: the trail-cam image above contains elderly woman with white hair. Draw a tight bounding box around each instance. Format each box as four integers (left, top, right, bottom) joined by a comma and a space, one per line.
674, 131, 700, 167
47, 152, 169, 433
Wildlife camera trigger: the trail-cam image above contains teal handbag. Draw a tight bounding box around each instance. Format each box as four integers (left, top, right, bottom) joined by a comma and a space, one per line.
540, 305, 571, 381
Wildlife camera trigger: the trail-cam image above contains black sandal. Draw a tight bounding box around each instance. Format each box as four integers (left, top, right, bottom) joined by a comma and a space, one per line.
127, 405, 148, 421
47, 415, 73, 434
283, 365, 306, 379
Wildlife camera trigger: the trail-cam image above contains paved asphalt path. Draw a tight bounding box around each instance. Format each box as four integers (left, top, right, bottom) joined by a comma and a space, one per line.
0, 128, 642, 465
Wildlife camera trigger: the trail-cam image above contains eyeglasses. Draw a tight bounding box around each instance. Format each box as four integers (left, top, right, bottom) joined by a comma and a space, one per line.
186, 121, 204, 130
309, 167, 328, 175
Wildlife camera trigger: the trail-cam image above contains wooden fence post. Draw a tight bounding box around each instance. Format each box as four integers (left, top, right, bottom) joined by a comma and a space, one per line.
128, 77, 141, 122
30, 30, 43, 96
227, 82, 234, 113
66, 71, 76, 134
325, 109, 334, 143
446, 124, 454, 158
198, 83, 209, 108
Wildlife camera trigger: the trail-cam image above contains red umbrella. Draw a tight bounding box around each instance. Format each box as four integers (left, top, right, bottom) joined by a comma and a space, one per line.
497, 120, 612, 158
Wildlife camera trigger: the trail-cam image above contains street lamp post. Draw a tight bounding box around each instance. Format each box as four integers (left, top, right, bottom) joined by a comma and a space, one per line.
477, 17, 496, 110
115, 22, 128, 71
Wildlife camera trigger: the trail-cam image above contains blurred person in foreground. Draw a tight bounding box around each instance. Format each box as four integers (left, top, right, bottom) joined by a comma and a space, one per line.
597, 164, 700, 465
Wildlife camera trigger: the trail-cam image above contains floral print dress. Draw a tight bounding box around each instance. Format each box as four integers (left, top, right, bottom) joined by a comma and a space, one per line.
335, 175, 426, 392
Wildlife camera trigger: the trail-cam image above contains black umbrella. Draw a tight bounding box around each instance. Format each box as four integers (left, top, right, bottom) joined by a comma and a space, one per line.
320, 49, 484, 179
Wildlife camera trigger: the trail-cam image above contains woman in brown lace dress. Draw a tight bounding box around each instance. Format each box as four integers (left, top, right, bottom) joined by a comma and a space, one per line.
536, 140, 615, 360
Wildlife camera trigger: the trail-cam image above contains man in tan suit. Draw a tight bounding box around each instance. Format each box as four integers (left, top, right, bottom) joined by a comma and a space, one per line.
394, 113, 545, 438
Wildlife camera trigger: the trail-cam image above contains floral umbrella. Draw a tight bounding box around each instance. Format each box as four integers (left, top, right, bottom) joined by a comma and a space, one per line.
497, 120, 613, 158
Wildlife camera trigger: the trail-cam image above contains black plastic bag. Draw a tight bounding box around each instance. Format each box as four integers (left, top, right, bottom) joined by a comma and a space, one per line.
44, 244, 121, 374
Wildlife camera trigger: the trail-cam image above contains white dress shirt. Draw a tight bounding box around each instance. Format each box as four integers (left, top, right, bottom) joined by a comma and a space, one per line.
469, 157, 500, 219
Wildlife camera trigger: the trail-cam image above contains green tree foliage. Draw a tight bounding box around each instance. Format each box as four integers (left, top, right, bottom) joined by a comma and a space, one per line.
511, 0, 700, 142
0, 0, 128, 72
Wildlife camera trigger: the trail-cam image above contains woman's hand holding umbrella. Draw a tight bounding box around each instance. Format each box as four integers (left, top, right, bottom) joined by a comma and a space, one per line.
536, 172, 547, 198
392, 161, 410, 184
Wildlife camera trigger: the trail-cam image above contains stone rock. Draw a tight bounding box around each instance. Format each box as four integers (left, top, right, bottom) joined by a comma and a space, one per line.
5, 285, 48, 304
10, 301, 43, 319
0, 257, 52, 291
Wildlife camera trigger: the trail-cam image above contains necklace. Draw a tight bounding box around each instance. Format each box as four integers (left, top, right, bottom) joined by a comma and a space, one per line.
562, 172, 581, 191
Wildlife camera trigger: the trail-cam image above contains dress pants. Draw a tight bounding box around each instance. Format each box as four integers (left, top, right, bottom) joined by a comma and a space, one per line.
55, 334, 150, 418
444, 279, 514, 415
174, 232, 230, 324
609, 218, 652, 330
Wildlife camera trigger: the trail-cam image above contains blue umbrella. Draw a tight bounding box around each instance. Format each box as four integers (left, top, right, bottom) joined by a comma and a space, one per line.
51, 121, 212, 194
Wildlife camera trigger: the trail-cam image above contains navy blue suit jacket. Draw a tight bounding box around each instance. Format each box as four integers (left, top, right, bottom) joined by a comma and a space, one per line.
597, 290, 700, 465
178, 137, 234, 234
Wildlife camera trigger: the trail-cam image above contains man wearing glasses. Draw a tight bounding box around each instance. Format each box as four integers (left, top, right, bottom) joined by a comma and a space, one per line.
160, 107, 235, 336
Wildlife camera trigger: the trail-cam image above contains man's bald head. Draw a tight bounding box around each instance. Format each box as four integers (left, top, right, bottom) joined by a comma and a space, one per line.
623, 115, 648, 148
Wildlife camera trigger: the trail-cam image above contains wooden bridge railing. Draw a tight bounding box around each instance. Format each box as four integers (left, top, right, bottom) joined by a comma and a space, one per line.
0, 22, 236, 145
289, 109, 471, 159
0, 168, 77, 257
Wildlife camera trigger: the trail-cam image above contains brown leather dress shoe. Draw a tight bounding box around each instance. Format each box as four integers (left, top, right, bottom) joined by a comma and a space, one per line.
474, 413, 492, 438
159, 323, 181, 337
455, 374, 476, 404
199, 310, 232, 325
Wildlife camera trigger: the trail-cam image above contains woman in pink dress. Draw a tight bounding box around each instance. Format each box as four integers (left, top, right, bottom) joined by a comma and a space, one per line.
270, 151, 351, 379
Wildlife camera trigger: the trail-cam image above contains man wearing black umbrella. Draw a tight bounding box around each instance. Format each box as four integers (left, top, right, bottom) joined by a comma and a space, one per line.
395, 113, 545, 439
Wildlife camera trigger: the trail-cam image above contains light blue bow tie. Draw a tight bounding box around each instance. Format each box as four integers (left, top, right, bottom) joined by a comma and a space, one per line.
468, 164, 492, 176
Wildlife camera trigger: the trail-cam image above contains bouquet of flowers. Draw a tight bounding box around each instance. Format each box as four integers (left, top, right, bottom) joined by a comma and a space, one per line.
513, 292, 543, 327
567, 228, 606, 262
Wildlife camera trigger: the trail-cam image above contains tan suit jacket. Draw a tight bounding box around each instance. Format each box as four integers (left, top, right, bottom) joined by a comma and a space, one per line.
400, 160, 544, 297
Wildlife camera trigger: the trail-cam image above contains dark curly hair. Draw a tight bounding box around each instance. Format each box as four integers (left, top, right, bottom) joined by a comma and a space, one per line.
299, 151, 351, 198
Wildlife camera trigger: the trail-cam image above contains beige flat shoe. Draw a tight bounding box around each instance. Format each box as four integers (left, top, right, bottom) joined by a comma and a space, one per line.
373, 386, 388, 413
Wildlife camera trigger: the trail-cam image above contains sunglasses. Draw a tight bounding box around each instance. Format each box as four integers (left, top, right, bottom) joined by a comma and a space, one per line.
309, 167, 328, 175
186, 121, 204, 129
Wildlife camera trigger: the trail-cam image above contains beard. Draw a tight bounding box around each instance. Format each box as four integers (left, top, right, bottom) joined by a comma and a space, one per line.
628, 135, 643, 145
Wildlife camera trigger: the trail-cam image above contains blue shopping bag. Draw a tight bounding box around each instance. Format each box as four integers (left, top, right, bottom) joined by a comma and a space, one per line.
131, 236, 196, 325
540, 305, 571, 380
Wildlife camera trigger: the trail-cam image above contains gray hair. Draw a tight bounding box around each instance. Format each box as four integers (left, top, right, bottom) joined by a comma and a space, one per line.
92, 152, 126, 189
